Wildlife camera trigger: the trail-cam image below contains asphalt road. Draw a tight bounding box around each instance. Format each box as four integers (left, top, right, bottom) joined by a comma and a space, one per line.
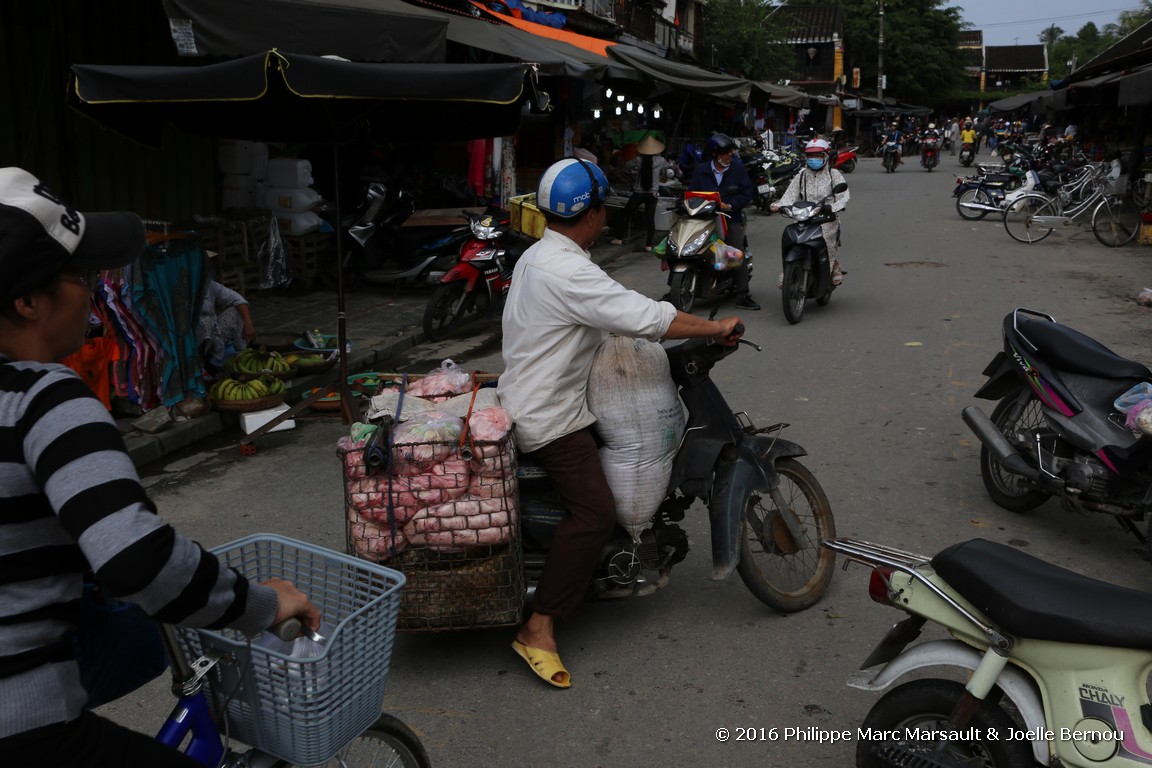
101, 154, 1152, 767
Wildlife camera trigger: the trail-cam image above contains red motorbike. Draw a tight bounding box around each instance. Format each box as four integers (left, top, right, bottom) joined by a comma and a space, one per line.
422, 209, 530, 341
920, 135, 940, 171
832, 145, 858, 174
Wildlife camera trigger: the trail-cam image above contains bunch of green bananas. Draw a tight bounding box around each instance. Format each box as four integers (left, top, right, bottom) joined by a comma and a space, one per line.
229, 348, 293, 375
210, 374, 285, 401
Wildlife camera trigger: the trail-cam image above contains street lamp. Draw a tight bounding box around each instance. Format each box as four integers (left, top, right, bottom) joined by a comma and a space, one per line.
877, 0, 885, 100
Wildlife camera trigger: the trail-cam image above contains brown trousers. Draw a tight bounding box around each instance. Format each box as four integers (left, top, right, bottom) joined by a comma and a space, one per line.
526, 427, 617, 619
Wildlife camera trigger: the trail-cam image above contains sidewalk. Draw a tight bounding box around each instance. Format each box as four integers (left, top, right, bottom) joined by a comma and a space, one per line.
122, 236, 644, 468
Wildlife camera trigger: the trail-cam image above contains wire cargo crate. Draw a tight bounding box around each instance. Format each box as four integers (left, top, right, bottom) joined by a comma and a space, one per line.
178, 534, 404, 766
339, 431, 524, 631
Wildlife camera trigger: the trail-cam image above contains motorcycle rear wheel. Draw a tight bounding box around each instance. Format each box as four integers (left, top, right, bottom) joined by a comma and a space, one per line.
736, 458, 835, 612
956, 187, 993, 221
422, 280, 471, 341
980, 394, 1051, 512
668, 269, 697, 313
857, 679, 1032, 768
1003, 194, 1055, 244
840, 159, 856, 173
781, 260, 807, 324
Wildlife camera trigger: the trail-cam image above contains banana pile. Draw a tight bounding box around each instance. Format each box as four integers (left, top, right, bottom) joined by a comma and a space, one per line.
210, 374, 286, 402
228, 347, 294, 376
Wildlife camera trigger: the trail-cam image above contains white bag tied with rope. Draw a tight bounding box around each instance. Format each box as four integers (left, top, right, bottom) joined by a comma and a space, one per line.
587, 335, 684, 541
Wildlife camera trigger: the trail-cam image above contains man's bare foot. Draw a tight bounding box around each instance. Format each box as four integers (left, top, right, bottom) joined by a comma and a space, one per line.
515, 611, 556, 652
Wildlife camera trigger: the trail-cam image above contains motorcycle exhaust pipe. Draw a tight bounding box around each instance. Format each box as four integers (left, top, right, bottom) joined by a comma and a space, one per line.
959, 201, 1003, 213
961, 406, 1043, 482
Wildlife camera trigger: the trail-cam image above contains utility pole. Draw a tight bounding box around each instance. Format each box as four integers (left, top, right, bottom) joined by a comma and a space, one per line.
877, 0, 885, 100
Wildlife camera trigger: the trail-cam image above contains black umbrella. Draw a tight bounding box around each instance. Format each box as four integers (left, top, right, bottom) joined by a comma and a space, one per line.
69, 50, 530, 423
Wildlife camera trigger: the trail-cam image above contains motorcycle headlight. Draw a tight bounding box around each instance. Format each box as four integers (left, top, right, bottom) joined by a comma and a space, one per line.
471, 222, 501, 240
680, 229, 712, 257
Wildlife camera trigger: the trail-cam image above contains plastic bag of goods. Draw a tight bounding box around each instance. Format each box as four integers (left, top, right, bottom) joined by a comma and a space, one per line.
391, 411, 463, 468
587, 335, 684, 540
406, 359, 473, 399
711, 241, 744, 270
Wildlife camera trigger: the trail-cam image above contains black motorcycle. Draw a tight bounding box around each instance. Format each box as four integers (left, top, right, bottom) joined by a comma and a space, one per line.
518, 328, 837, 611
962, 308, 1152, 549
778, 182, 848, 325
322, 181, 469, 291
751, 149, 802, 212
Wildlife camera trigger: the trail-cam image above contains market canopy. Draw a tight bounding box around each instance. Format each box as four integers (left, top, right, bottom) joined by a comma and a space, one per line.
608, 45, 752, 102
68, 50, 530, 145
987, 89, 1052, 113
750, 80, 810, 108
161, 0, 638, 81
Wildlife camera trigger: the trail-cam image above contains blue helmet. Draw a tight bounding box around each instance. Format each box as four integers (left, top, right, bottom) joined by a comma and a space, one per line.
536, 158, 611, 218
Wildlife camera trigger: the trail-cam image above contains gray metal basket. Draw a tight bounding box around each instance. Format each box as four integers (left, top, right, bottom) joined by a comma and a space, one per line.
178, 534, 404, 766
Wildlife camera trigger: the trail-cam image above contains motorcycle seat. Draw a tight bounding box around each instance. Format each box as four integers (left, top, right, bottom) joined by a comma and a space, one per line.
1016, 316, 1152, 380
931, 539, 1152, 649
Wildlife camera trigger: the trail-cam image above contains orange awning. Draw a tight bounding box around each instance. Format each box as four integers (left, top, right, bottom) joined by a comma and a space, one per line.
468, 1, 614, 58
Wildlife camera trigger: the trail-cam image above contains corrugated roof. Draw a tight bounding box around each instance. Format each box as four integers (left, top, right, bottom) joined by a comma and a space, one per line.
770, 4, 843, 44
985, 44, 1047, 73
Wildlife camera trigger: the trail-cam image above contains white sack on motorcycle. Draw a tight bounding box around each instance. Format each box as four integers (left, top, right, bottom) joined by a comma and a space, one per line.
587, 336, 684, 541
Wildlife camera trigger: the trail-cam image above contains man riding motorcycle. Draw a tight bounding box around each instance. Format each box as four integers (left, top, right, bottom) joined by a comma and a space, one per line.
881, 121, 904, 165
771, 138, 851, 285
920, 122, 942, 168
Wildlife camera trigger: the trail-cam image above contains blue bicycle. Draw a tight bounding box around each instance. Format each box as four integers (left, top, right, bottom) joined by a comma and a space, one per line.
156, 534, 430, 768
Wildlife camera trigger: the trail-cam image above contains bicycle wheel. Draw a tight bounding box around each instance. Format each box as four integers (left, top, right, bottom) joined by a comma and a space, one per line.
736, 457, 836, 612
955, 187, 993, 221
1092, 195, 1141, 247
313, 712, 432, 768
1002, 194, 1055, 243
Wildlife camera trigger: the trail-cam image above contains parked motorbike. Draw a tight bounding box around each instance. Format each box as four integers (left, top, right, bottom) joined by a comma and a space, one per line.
824, 535, 1152, 768
920, 136, 940, 171
659, 194, 749, 313
833, 145, 859, 174
961, 307, 1152, 547
752, 149, 802, 212
325, 181, 468, 292
422, 209, 531, 341
778, 182, 848, 325
953, 166, 1035, 221
959, 141, 975, 167
520, 328, 837, 610
882, 141, 901, 173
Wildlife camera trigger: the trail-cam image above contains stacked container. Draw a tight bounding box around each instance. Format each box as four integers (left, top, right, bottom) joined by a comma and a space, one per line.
265, 158, 322, 236
218, 139, 269, 209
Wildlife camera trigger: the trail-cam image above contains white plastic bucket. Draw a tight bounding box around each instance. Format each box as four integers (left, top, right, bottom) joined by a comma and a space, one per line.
221, 174, 257, 209
267, 158, 314, 189
265, 186, 322, 213
218, 139, 254, 175
275, 211, 322, 236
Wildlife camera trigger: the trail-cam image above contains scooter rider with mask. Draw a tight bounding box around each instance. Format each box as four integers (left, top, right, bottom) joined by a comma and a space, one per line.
771, 138, 850, 285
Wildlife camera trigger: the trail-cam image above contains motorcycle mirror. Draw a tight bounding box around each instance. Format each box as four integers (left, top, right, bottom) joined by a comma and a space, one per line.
832, 182, 848, 194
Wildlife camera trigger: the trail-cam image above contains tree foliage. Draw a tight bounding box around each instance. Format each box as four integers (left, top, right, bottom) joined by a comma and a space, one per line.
784, 0, 967, 106
697, 0, 792, 81
1046, 23, 1113, 81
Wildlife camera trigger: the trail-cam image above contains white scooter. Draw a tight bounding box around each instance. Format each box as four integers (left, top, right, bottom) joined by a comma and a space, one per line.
824, 536, 1152, 768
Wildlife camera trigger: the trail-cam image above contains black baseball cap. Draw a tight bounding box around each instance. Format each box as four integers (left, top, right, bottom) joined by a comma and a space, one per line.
0, 167, 145, 304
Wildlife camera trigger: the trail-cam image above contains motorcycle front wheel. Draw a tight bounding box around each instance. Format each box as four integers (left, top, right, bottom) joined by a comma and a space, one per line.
422, 280, 471, 341
857, 680, 1033, 768
980, 393, 1051, 512
736, 458, 835, 612
668, 269, 697, 313
956, 187, 993, 221
781, 260, 807, 324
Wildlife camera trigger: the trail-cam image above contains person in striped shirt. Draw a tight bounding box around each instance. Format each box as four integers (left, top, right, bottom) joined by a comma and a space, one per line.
0, 167, 320, 766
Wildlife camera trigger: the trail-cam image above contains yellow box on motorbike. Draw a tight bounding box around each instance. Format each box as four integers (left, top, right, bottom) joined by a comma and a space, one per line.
510, 193, 547, 239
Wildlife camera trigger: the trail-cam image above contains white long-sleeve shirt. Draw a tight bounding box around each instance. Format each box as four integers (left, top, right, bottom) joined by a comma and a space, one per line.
498, 229, 677, 452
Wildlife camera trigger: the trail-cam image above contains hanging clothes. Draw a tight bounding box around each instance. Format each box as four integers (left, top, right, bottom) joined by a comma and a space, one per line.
60, 303, 121, 410
130, 239, 208, 407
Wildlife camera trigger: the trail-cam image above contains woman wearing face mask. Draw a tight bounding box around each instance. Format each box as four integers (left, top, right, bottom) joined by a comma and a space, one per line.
771, 138, 850, 286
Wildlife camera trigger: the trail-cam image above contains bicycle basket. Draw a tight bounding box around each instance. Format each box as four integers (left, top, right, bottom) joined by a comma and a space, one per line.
177, 534, 404, 766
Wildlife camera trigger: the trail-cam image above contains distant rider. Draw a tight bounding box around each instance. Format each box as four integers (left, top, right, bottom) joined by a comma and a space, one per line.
920, 123, 942, 167
771, 138, 850, 286
882, 122, 904, 165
